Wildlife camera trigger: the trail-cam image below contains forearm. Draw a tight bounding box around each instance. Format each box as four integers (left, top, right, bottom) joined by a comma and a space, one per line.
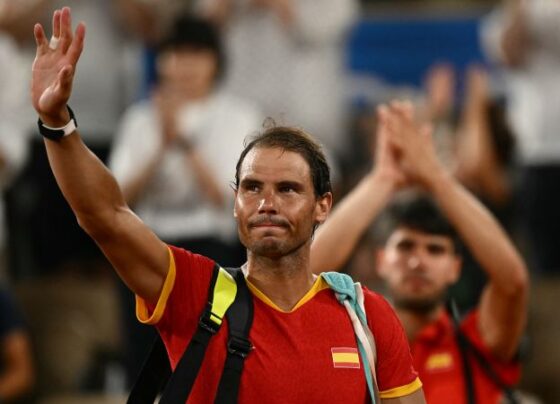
311, 173, 395, 273
44, 132, 128, 235
427, 172, 527, 296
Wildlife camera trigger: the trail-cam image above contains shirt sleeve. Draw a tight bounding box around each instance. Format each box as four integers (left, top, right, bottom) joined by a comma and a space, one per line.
460, 310, 521, 386
363, 288, 422, 399
135, 245, 217, 368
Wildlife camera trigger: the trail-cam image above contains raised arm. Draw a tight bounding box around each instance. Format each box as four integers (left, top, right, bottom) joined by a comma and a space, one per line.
311, 107, 405, 273
386, 102, 528, 361
30, 7, 168, 304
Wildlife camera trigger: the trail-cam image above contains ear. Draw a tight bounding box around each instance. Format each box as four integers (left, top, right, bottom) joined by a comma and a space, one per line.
233, 189, 239, 218
314, 192, 333, 225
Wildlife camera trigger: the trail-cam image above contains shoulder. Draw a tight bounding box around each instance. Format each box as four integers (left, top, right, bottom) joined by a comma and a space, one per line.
168, 244, 217, 276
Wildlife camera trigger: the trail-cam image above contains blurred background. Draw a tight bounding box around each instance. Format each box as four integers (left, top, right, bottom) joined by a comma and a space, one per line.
0, 0, 558, 402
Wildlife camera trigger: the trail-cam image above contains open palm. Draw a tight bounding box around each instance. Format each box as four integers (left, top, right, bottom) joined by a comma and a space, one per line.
31, 7, 85, 125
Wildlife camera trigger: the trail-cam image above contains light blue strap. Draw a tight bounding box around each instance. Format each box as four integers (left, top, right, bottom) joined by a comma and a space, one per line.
322, 272, 376, 404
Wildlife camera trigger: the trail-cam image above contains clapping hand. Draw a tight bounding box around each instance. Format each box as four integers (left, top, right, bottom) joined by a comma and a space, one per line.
379, 101, 444, 191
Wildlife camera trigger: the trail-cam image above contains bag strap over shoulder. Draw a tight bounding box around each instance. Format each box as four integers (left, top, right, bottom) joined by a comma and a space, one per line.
127, 264, 239, 404
446, 300, 520, 404
214, 267, 254, 404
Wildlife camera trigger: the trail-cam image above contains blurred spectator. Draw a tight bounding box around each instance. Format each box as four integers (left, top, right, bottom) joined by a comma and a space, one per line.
312, 102, 528, 404
3, 0, 147, 277
109, 14, 261, 266
0, 288, 34, 403
199, 0, 359, 159
0, 29, 32, 281
108, 14, 261, 384
482, 0, 560, 275
482, 3, 560, 401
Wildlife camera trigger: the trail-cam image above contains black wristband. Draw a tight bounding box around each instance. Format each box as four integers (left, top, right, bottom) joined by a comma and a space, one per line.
37, 105, 78, 141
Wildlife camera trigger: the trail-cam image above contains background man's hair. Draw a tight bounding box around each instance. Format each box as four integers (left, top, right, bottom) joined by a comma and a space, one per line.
157, 14, 226, 81
376, 191, 462, 254
235, 125, 332, 198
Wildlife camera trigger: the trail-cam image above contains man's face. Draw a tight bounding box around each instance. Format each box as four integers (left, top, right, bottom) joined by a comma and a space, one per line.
157, 46, 217, 98
377, 227, 461, 313
234, 147, 331, 259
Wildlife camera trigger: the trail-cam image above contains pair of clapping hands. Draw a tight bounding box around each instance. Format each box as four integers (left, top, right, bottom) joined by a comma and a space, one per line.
372, 101, 446, 192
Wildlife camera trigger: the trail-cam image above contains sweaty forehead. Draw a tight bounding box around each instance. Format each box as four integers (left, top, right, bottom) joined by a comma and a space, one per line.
239, 147, 312, 182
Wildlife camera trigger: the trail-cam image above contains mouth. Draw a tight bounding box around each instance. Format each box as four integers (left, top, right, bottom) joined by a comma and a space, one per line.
402, 276, 432, 289
249, 216, 289, 229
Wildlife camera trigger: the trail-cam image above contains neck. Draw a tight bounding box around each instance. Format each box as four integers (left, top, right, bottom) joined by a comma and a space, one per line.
245, 243, 316, 311
397, 305, 444, 342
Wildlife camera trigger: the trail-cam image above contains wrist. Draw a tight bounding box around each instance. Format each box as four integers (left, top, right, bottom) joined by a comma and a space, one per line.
369, 170, 399, 196
423, 167, 454, 196
38, 105, 78, 141
39, 108, 71, 128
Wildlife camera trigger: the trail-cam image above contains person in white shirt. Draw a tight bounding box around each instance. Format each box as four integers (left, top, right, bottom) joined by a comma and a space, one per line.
109, 14, 261, 263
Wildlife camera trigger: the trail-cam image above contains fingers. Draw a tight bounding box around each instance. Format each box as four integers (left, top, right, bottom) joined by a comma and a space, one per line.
34, 24, 49, 55
66, 22, 86, 66
48, 9, 61, 50
59, 7, 73, 54
53, 9, 61, 38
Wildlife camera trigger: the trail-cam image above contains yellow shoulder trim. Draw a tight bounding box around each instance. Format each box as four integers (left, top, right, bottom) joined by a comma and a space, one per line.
246, 276, 329, 313
136, 246, 176, 325
379, 377, 423, 399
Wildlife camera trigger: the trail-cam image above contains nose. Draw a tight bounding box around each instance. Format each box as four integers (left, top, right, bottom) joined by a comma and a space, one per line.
406, 253, 422, 271
258, 191, 278, 214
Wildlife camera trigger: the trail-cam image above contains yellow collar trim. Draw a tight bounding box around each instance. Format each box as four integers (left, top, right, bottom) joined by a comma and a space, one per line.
246, 276, 329, 313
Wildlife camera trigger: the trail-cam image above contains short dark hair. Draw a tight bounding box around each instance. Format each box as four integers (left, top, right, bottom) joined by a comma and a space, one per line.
378, 192, 461, 253
157, 14, 226, 81
234, 125, 332, 198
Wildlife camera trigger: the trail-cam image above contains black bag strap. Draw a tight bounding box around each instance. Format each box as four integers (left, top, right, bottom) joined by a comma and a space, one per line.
447, 300, 520, 404
126, 336, 171, 404
127, 265, 254, 404
447, 300, 477, 404
127, 264, 223, 404
214, 267, 254, 404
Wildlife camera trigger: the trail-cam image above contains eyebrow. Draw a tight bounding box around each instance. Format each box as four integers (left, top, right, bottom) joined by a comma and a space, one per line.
239, 178, 262, 187
277, 180, 304, 190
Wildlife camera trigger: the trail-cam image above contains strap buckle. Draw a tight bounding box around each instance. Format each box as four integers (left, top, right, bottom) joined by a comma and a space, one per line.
198, 308, 221, 335
227, 336, 253, 358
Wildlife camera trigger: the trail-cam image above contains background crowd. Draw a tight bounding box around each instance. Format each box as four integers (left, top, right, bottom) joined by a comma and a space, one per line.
0, 0, 558, 403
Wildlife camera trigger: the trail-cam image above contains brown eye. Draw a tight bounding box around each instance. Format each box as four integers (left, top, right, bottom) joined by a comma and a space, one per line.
427, 244, 446, 255
396, 240, 414, 252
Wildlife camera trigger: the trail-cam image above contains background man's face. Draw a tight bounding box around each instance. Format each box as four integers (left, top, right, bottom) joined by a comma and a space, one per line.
234, 147, 330, 259
377, 227, 461, 313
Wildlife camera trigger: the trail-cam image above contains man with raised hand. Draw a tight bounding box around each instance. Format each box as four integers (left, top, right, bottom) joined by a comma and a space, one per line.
31, 7, 425, 403
311, 102, 528, 404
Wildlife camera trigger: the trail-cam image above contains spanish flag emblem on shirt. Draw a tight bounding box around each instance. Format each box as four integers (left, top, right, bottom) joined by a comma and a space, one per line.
331, 347, 360, 369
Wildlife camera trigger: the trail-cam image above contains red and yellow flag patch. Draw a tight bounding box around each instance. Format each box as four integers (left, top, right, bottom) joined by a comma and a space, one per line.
331, 347, 360, 369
